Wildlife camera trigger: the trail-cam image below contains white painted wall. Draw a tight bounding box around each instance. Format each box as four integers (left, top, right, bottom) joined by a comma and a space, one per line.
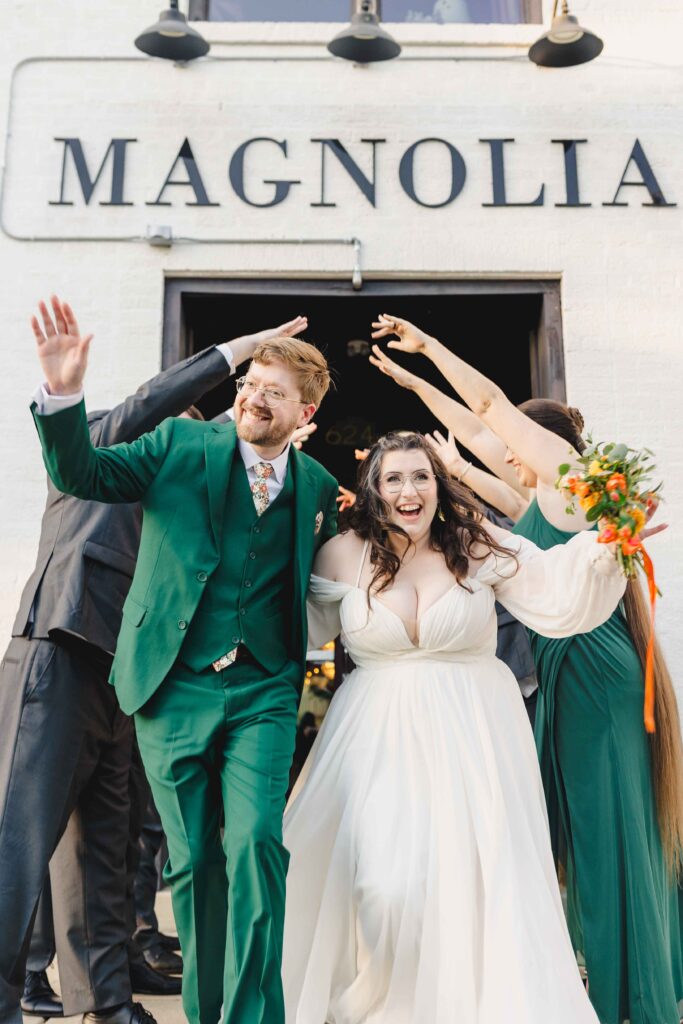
1, 1, 682, 685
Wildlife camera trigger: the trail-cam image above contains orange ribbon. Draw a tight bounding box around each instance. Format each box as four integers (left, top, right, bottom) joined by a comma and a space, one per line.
640, 544, 657, 734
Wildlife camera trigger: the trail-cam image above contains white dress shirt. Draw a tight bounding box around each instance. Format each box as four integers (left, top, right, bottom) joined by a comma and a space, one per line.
237, 438, 291, 504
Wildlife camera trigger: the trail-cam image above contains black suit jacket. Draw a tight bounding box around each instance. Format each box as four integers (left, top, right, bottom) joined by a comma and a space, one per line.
14, 346, 232, 662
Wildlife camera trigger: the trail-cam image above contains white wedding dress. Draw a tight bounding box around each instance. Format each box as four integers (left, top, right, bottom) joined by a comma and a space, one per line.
282, 531, 626, 1024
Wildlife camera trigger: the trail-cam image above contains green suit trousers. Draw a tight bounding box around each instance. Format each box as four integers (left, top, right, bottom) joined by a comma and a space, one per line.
134, 659, 299, 1024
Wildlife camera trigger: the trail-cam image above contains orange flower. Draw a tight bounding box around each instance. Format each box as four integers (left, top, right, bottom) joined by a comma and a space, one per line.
618, 525, 633, 540
621, 535, 642, 556
576, 482, 592, 499
579, 493, 601, 511
606, 473, 627, 493
598, 524, 618, 544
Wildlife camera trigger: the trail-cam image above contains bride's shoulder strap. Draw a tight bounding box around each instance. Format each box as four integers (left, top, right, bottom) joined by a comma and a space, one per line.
355, 539, 370, 589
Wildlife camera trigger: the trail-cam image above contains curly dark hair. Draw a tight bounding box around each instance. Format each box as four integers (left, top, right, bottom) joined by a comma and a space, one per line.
346, 431, 515, 596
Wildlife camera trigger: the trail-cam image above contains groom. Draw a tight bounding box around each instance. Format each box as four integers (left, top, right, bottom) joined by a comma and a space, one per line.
31, 308, 338, 1024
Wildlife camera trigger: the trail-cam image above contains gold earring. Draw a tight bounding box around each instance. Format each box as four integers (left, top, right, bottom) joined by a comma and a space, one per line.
437, 503, 445, 522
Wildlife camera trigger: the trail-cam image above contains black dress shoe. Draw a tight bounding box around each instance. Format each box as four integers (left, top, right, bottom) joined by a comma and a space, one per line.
157, 930, 180, 952
142, 943, 183, 975
82, 1000, 157, 1024
21, 969, 64, 1019
129, 957, 182, 996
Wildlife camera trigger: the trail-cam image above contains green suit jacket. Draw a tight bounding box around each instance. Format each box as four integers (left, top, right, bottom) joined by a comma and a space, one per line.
32, 401, 339, 713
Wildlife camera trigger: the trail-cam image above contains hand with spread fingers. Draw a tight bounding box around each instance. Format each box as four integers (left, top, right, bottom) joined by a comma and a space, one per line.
31, 295, 93, 397
251, 315, 309, 346
370, 313, 434, 355
425, 429, 467, 479
336, 485, 357, 511
368, 345, 422, 391
228, 315, 309, 367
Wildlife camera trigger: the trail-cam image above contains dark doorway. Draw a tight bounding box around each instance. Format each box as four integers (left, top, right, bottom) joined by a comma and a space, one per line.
163, 278, 563, 488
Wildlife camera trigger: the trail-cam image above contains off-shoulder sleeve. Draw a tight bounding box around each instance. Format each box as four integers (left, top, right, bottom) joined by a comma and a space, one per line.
306, 574, 354, 650
476, 531, 627, 639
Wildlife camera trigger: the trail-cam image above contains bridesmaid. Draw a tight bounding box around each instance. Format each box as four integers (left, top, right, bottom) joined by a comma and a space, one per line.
369, 314, 683, 1024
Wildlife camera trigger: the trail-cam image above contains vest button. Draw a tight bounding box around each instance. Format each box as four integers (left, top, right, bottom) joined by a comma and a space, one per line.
178, 620, 187, 630
232, 636, 240, 645
249, 552, 256, 559
196, 571, 208, 582
240, 608, 246, 616
244, 580, 252, 588
253, 526, 261, 534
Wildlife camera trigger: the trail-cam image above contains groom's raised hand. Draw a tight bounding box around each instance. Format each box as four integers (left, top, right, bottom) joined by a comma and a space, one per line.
228, 315, 309, 368
31, 295, 93, 396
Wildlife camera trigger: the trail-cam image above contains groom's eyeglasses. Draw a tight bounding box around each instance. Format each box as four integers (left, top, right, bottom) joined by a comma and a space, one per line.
235, 376, 305, 408
381, 470, 435, 493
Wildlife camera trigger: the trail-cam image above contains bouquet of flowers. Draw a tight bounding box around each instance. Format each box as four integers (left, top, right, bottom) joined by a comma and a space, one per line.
556, 441, 661, 733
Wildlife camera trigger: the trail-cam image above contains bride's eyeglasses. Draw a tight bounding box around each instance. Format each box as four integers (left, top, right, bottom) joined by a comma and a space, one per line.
381, 470, 435, 493
235, 376, 305, 408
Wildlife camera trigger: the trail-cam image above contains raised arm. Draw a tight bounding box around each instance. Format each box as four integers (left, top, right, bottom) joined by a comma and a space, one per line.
368, 344, 527, 498
31, 298, 310, 446
425, 430, 529, 522
371, 313, 585, 530
30, 297, 171, 503
97, 315, 309, 445
227, 315, 308, 368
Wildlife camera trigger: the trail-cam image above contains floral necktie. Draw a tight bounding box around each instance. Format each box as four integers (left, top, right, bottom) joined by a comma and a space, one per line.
251, 462, 274, 516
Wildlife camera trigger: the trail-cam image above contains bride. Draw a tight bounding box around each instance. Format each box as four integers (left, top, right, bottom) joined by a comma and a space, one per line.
282, 429, 631, 1024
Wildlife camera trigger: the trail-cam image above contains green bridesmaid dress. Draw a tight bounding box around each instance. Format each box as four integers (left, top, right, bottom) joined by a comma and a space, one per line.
513, 499, 683, 1024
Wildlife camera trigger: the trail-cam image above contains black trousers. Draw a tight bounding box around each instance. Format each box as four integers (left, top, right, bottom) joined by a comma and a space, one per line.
26, 880, 55, 974
0, 637, 133, 1022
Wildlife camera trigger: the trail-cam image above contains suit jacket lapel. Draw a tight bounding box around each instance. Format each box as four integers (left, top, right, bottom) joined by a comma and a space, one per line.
204, 422, 237, 550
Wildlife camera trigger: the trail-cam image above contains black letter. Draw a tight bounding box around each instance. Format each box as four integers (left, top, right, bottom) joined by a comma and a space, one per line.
310, 139, 385, 207
552, 139, 591, 207
50, 138, 136, 206
480, 138, 544, 207
398, 139, 466, 208
603, 139, 676, 207
229, 138, 300, 207
147, 139, 218, 207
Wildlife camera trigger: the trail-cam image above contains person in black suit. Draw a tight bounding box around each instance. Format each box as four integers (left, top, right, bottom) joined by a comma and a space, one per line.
0, 296, 308, 1024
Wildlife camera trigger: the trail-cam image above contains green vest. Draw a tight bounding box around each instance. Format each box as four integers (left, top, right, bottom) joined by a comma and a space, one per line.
181, 454, 295, 674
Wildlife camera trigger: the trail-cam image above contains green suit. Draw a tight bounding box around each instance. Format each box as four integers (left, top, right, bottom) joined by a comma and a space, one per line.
33, 401, 338, 1024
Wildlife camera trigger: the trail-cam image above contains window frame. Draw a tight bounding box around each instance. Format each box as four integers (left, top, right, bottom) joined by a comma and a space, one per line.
189, 0, 543, 26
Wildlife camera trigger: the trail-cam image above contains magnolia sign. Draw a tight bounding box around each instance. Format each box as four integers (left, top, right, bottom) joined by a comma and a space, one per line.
50, 135, 674, 212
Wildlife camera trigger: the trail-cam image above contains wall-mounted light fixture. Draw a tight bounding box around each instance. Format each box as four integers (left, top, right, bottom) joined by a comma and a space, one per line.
529, 0, 603, 67
135, 0, 210, 62
328, 0, 401, 65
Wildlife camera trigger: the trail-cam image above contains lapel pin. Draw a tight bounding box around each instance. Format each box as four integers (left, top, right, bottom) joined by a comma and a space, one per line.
314, 511, 324, 535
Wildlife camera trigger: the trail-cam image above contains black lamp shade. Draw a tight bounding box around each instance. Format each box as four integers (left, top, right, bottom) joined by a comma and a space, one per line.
328, 13, 401, 63
135, 8, 210, 61
529, 13, 603, 67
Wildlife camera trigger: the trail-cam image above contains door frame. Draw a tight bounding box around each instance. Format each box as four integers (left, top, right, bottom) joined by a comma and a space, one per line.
162, 277, 565, 401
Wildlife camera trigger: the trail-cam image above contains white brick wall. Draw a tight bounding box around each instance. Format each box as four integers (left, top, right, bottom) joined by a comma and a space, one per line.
1, 1, 682, 690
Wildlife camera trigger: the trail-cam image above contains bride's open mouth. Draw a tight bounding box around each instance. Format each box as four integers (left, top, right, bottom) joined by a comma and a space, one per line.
396, 502, 422, 522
